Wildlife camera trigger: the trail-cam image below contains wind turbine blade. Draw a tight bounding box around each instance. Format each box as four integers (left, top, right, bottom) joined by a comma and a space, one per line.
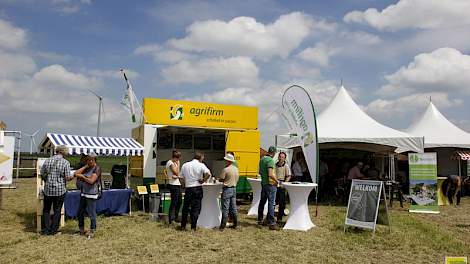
87, 88, 102, 99
32, 129, 40, 137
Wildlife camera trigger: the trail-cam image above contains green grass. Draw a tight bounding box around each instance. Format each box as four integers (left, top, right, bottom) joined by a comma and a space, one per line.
0, 178, 469, 263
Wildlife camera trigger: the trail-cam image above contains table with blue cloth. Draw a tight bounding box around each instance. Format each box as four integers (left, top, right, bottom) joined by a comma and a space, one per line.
64, 189, 132, 218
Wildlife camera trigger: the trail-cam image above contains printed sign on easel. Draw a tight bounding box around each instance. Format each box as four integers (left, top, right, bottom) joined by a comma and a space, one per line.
344, 179, 390, 233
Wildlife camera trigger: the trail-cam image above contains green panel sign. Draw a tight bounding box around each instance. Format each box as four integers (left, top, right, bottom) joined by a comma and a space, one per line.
408, 153, 438, 214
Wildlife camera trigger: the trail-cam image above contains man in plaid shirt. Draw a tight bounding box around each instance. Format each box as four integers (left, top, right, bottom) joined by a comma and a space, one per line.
40, 145, 75, 235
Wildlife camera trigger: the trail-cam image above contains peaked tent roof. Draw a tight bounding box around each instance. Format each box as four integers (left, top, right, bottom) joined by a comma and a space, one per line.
405, 102, 470, 148
278, 86, 423, 153
39, 133, 144, 156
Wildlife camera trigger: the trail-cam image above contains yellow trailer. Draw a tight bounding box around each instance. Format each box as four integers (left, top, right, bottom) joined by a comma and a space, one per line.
131, 98, 260, 193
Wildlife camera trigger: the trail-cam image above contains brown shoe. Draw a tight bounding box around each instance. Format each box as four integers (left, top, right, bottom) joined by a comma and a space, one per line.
269, 224, 280, 231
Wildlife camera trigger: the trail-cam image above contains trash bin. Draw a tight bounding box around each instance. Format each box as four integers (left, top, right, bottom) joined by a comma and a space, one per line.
149, 193, 161, 221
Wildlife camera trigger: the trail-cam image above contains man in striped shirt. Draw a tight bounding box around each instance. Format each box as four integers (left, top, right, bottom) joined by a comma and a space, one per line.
40, 145, 75, 235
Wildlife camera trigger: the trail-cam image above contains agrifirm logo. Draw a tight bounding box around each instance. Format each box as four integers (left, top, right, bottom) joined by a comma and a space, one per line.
409, 154, 419, 163
170, 105, 184, 120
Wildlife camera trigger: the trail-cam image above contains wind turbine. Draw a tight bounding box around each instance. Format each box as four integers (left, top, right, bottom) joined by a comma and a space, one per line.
88, 89, 104, 137
25, 129, 40, 154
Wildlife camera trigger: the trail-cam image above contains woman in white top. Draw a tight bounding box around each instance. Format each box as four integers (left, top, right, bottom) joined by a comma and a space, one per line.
166, 150, 182, 224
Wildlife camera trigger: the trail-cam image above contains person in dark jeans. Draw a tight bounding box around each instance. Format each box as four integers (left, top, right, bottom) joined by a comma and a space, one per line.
275, 152, 291, 223
40, 145, 74, 235
75, 153, 101, 239
258, 146, 280, 230
166, 150, 182, 224
179, 152, 211, 231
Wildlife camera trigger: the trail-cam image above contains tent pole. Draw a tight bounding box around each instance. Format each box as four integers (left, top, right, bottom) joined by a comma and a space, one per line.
15, 131, 21, 187
127, 156, 131, 216
458, 159, 461, 176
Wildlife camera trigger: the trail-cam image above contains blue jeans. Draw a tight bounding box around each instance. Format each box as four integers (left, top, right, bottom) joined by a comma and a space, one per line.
258, 184, 277, 225
221, 187, 237, 221
78, 196, 97, 231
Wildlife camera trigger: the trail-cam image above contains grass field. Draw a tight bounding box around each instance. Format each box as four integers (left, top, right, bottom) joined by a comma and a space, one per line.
0, 178, 469, 264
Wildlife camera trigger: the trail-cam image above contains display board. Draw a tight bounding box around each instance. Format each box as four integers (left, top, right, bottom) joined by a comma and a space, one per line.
408, 153, 438, 214
0, 136, 15, 185
344, 179, 389, 232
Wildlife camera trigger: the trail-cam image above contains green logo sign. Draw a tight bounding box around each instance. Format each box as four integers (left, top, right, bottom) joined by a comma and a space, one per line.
409, 154, 419, 163
170, 105, 183, 120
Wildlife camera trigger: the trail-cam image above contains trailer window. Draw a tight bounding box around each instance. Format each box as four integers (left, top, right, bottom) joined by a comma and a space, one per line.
175, 134, 193, 149
212, 134, 225, 151
158, 133, 173, 149
194, 135, 211, 150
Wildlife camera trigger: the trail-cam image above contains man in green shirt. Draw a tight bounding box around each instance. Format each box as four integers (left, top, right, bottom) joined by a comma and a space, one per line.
258, 146, 279, 230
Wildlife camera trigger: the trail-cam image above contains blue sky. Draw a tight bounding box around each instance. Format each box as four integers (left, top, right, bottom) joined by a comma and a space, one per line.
1, 0, 470, 149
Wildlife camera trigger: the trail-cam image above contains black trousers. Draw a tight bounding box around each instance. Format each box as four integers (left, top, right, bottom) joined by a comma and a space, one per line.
181, 186, 203, 230
43, 194, 65, 234
168, 185, 182, 223
276, 187, 287, 221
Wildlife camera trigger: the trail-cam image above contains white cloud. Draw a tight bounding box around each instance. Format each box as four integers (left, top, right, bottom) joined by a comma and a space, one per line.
134, 44, 193, 63
185, 80, 339, 147
379, 48, 470, 96
35, 51, 73, 63
89, 69, 139, 80
0, 51, 37, 78
161, 56, 259, 86
297, 43, 340, 67
32, 64, 100, 90
280, 62, 321, 80
339, 30, 382, 45
169, 12, 316, 59
365, 92, 461, 123
344, 0, 470, 31
50, 0, 92, 14
0, 19, 27, 49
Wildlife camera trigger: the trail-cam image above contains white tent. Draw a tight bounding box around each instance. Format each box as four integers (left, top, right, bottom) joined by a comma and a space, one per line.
278, 86, 424, 153
405, 101, 470, 148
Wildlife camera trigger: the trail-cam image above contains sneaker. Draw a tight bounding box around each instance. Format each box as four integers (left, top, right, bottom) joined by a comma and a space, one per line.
87, 231, 95, 240
269, 224, 280, 231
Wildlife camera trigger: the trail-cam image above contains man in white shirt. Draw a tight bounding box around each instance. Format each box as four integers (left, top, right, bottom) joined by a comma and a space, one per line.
166, 150, 182, 224
179, 152, 211, 231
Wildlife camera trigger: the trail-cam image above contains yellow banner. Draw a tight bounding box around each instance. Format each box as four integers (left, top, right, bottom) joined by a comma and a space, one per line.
143, 98, 258, 130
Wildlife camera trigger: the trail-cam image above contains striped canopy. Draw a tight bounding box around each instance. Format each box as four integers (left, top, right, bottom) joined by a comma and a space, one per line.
40, 133, 144, 156
451, 150, 470, 161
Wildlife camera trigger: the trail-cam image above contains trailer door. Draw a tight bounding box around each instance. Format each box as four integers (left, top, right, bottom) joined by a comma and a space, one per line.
226, 130, 260, 193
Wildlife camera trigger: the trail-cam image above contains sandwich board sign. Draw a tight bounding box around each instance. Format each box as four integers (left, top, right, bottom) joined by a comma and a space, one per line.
344, 179, 390, 234
0, 135, 15, 185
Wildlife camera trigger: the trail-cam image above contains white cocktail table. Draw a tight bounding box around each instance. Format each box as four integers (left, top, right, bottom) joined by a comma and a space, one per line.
247, 178, 267, 216
197, 182, 223, 229
282, 182, 317, 231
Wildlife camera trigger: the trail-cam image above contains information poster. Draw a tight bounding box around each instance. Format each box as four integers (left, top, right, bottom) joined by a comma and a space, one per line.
0, 136, 15, 185
408, 153, 438, 214
345, 179, 385, 230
